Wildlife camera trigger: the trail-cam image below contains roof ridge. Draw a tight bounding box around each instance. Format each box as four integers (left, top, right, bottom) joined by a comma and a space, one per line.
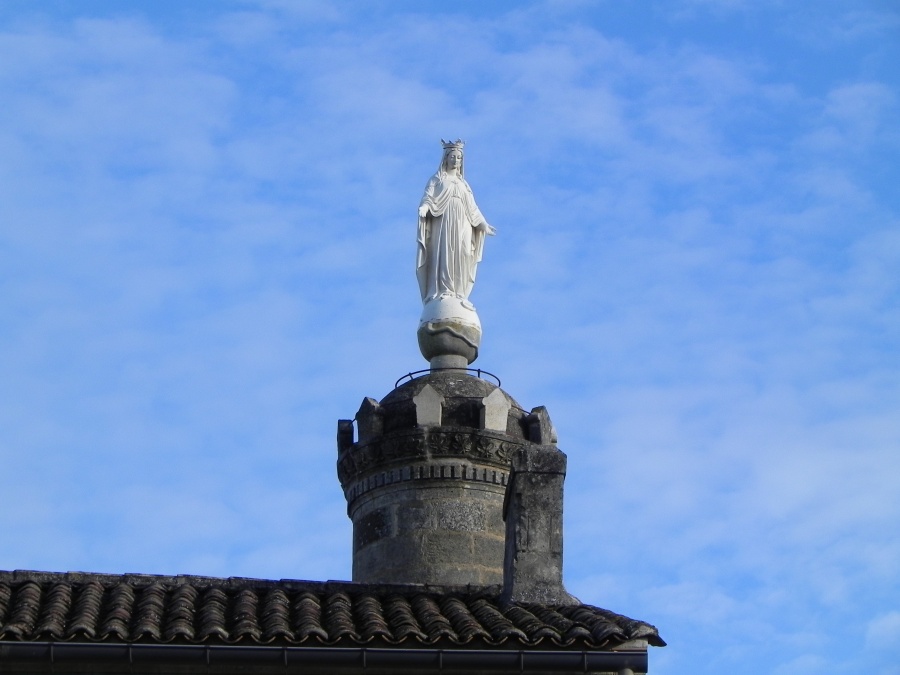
0, 570, 503, 595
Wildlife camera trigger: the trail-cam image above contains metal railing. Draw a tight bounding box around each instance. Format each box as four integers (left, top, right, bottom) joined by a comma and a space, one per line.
395, 368, 501, 388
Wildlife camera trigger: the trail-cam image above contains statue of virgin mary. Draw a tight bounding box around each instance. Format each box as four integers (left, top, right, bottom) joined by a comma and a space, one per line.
416, 140, 496, 309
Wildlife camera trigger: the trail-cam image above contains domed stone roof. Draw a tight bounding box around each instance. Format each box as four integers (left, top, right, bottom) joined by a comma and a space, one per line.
378, 370, 527, 440
384, 370, 521, 407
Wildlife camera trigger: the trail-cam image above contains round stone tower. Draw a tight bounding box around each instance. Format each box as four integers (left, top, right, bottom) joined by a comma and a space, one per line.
337, 370, 554, 586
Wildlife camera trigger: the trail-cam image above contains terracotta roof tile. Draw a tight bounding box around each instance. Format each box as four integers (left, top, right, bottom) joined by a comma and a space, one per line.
382, 594, 428, 642
0, 583, 9, 625
353, 594, 391, 640
100, 582, 133, 640
164, 584, 197, 641
66, 580, 103, 639
439, 596, 492, 642
562, 605, 632, 645
469, 597, 529, 643
412, 595, 457, 641
292, 591, 327, 641
4, 580, 40, 639
505, 605, 562, 642
231, 588, 262, 641
35, 582, 71, 638
526, 604, 593, 643
260, 588, 293, 642
197, 586, 228, 641
323, 590, 359, 641
0, 571, 665, 649
132, 582, 166, 640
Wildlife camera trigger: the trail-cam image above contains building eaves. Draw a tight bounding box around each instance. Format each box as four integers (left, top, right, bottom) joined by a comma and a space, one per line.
0, 570, 665, 650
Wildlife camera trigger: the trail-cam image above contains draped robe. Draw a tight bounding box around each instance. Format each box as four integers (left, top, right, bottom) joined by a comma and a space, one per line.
416, 172, 487, 304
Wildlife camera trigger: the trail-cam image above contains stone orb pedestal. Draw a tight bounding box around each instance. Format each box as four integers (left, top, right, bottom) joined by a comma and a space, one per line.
417, 296, 481, 368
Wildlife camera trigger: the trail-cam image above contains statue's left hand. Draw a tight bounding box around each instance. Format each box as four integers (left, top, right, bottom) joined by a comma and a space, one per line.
481, 223, 497, 236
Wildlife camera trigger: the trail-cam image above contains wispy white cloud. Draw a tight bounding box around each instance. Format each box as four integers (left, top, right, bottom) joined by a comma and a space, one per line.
0, 3, 897, 675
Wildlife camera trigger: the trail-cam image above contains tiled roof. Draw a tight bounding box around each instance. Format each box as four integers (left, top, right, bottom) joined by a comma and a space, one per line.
0, 571, 664, 650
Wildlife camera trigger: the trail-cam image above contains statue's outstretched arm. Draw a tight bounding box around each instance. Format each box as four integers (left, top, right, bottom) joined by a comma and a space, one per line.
419, 176, 439, 218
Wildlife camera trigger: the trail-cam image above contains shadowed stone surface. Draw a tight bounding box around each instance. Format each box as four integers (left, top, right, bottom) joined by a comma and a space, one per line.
502, 445, 577, 605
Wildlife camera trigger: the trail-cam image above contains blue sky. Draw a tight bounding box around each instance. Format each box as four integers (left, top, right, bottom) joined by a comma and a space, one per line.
1, 1, 898, 673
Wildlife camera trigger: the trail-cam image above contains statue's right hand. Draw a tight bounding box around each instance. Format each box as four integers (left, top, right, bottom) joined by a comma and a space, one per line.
418, 205, 429, 218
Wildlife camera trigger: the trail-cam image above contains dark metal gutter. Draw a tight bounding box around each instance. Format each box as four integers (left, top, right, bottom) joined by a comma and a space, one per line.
1, 641, 647, 673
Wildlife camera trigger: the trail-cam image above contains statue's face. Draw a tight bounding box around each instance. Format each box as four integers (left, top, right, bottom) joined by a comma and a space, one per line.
445, 148, 462, 171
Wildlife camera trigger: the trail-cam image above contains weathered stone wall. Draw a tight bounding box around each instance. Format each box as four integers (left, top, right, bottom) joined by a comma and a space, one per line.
350, 478, 507, 585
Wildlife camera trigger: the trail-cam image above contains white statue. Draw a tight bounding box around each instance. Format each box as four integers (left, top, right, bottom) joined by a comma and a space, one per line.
416, 140, 496, 309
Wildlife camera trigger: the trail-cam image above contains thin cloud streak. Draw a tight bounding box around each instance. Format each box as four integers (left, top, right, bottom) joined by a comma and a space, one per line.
0, 3, 897, 674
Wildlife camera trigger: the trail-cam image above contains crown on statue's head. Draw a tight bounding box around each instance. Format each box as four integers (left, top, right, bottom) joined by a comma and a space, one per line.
441, 138, 465, 151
